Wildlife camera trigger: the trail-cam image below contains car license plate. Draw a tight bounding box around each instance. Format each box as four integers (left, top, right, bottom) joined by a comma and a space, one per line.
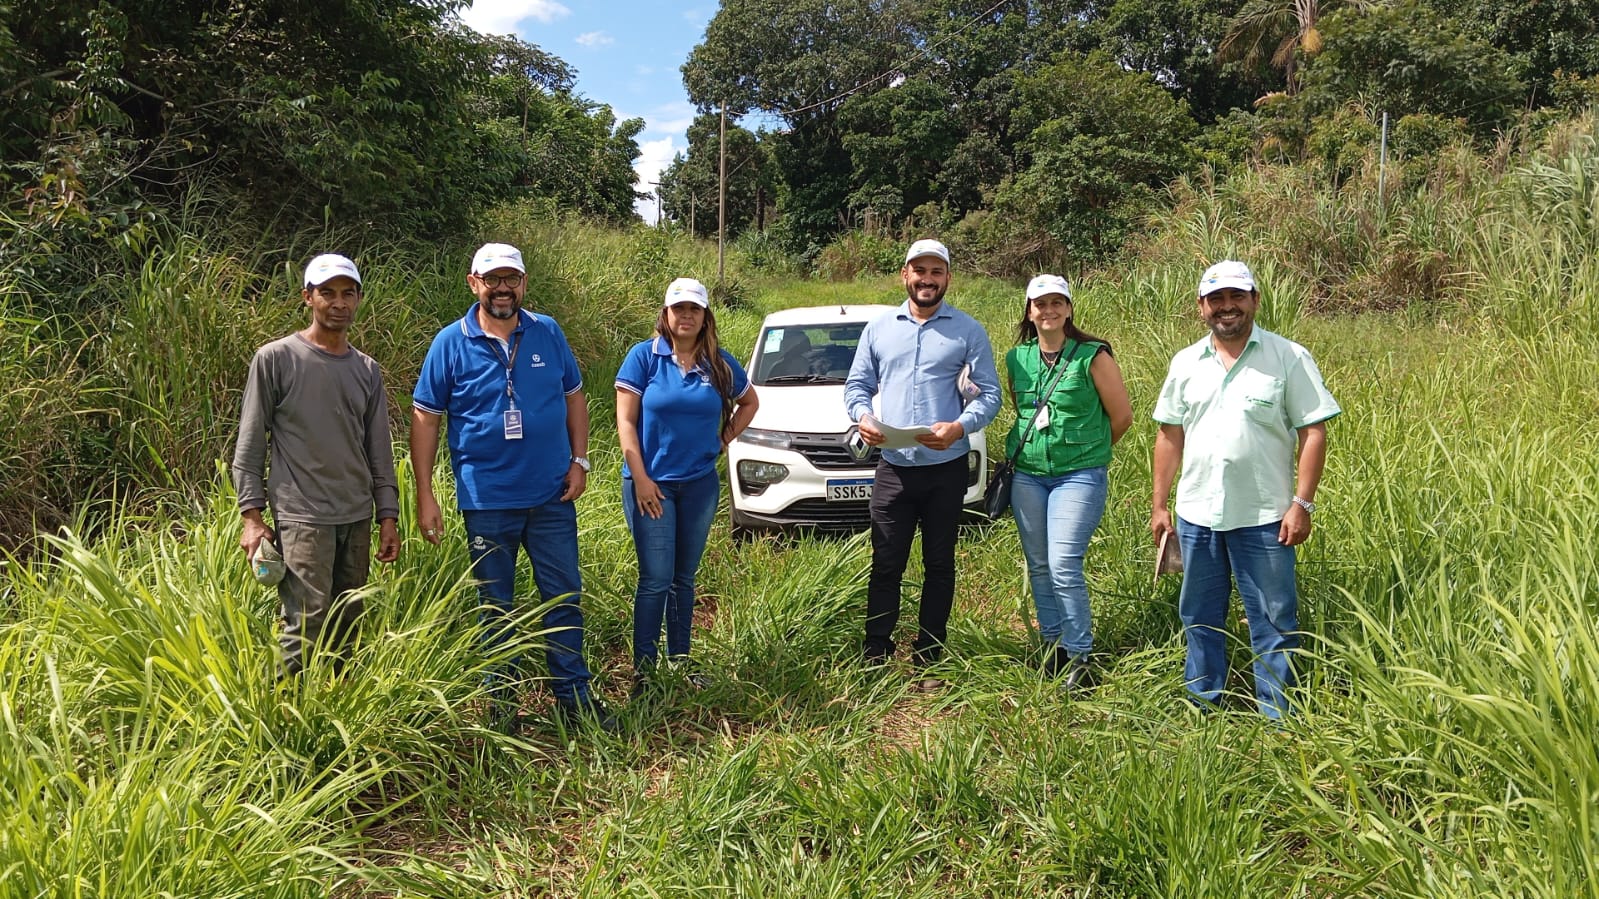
826, 478, 873, 502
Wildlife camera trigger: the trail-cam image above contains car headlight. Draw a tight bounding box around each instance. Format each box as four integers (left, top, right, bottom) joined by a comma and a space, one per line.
738, 460, 790, 487
737, 428, 793, 450
967, 450, 981, 487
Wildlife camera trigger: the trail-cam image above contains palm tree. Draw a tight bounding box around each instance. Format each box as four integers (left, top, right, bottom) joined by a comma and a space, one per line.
1220, 0, 1358, 96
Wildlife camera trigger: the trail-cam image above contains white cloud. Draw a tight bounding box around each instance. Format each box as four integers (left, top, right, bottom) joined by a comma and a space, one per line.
459, 0, 570, 35
575, 30, 614, 48
634, 135, 682, 224
644, 101, 698, 138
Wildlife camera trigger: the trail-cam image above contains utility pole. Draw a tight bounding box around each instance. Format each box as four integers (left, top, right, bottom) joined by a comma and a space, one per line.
717, 102, 728, 290
1377, 111, 1389, 227
646, 180, 663, 227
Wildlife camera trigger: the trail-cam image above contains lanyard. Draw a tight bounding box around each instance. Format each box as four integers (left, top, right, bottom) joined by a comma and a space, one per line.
492, 331, 523, 409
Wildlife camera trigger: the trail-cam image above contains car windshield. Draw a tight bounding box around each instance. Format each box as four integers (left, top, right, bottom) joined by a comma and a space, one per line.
752, 323, 864, 385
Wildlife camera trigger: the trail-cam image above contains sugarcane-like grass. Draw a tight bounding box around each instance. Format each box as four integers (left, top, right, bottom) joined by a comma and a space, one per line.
4, 115, 1599, 896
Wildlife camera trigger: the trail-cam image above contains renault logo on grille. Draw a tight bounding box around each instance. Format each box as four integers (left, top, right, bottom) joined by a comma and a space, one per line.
846, 427, 872, 462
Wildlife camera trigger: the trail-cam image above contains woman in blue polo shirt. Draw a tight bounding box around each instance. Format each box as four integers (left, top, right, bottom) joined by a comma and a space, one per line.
616, 277, 759, 696
1005, 274, 1133, 690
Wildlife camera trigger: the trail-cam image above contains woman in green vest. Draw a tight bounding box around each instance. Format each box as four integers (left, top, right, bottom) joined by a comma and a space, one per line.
1005, 274, 1133, 688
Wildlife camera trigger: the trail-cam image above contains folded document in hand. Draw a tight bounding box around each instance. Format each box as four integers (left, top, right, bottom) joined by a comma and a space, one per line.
861, 414, 934, 450
1154, 530, 1183, 585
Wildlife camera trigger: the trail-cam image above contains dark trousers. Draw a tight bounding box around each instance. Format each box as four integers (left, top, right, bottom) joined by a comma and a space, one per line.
864, 457, 968, 662
276, 519, 371, 676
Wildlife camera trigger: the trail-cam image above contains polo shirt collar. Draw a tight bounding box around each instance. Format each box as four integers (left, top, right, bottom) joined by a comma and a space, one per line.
1199, 325, 1261, 359
652, 334, 707, 374
895, 300, 952, 322
460, 303, 532, 338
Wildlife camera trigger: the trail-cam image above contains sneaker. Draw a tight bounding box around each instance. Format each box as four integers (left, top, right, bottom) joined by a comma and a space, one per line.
554, 697, 620, 735
912, 676, 946, 694
684, 672, 709, 691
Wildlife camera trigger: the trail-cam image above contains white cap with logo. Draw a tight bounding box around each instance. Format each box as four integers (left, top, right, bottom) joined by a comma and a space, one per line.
471, 243, 526, 275
1025, 273, 1072, 301
904, 238, 951, 266
303, 254, 361, 288
663, 277, 710, 308
1198, 260, 1256, 296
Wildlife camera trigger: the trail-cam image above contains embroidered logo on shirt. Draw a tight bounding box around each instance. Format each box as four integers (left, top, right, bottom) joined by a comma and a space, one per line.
531, 353, 546, 368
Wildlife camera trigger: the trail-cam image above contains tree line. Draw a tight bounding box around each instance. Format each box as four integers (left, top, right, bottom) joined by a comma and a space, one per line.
661, 0, 1599, 272
1, 0, 644, 283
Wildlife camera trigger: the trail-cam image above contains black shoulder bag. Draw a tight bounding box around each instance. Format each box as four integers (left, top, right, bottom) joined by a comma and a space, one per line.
983, 341, 1082, 519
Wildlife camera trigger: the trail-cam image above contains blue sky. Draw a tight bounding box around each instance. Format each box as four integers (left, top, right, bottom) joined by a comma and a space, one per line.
458, 1, 717, 222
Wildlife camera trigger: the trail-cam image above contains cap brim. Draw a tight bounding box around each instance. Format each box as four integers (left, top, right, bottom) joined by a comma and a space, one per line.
1199, 279, 1254, 296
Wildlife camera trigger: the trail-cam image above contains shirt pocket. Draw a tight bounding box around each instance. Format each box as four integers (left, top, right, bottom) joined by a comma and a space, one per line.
1237, 373, 1286, 424
1052, 421, 1099, 446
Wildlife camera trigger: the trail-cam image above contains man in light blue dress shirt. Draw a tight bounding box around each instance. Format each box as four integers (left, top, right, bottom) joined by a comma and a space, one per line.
845, 239, 1001, 689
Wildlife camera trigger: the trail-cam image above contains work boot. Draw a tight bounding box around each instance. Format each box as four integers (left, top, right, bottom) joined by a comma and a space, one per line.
554, 697, 620, 735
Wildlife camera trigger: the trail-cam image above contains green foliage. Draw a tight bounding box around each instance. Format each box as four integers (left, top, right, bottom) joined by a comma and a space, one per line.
814, 232, 904, 281
1299, 1, 1524, 134
1392, 112, 1474, 189
992, 51, 1199, 269
838, 78, 965, 225
1428, 0, 1599, 100
682, 0, 912, 117
9, 197, 1599, 890
658, 115, 773, 239
1094, 0, 1270, 123
1306, 103, 1380, 184
0, 1, 642, 280
0, 205, 735, 552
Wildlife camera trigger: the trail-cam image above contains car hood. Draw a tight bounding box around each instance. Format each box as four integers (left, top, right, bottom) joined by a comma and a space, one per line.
748, 384, 868, 435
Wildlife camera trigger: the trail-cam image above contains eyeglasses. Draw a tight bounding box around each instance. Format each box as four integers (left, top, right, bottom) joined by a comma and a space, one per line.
476, 272, 524, 288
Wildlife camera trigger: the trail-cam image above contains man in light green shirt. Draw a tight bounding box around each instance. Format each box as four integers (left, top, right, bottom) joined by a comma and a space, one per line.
1150, 260, 1340, 718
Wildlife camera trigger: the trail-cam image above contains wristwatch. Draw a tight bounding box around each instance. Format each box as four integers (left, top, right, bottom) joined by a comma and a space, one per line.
571, 455, 591, 472
1291, 495, 1316, 514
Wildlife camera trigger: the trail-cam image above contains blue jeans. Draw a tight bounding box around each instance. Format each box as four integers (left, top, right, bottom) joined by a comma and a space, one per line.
1010, 467, 1108, 658
622, 470, 720, 668
1177, 517, 1299, 718
461, 502, 592, 707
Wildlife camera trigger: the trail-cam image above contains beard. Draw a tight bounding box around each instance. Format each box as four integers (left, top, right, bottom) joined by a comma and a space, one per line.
1207, 314, 1249, 340
484, 290, 519, 320
906, 282, 947, 307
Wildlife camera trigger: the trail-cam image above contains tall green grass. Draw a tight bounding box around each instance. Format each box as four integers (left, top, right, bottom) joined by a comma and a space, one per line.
5, 110, 1599, 896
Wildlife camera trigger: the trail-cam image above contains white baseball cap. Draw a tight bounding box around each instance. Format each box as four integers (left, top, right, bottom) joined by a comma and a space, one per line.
1025, 273, 1072, 301
1198, 260, 1256, 296
663, 277, 710, 308
303, 254, 361, 288
904, 238, 951, 266
471, 243, 526, 275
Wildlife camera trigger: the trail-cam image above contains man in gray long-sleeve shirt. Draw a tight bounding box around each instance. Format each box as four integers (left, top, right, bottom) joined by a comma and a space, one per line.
232, 253, 400, 677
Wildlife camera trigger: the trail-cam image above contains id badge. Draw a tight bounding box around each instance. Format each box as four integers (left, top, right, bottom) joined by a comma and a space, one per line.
1033, 404, 1050, 430
504, 408, 524, 440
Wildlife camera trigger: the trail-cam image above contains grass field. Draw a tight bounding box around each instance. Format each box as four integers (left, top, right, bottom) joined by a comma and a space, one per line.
5, 119, 1599, 896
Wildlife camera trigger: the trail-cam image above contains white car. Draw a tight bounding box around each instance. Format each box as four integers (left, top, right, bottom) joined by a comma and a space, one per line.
727, 304, 988, 534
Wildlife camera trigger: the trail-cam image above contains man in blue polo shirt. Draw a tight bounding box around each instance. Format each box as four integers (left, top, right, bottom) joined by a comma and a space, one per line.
411, 242, 613, 733
1151, 260, 1340, 719
845, 238, 1001, 691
